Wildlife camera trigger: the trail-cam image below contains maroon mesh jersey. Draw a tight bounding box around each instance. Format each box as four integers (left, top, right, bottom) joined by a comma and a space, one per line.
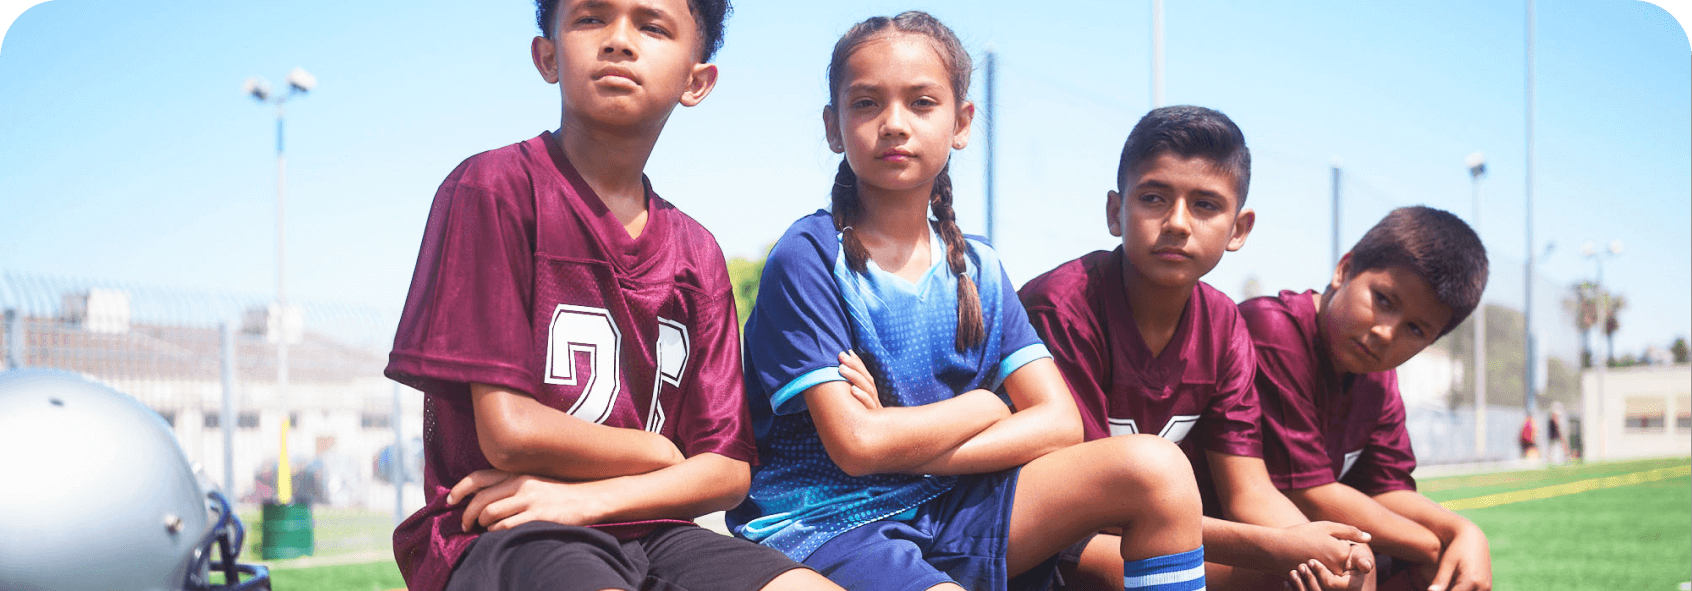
1020, 248, 1260, 516
1241, 290, 1417, 496
384, 133, 755, 591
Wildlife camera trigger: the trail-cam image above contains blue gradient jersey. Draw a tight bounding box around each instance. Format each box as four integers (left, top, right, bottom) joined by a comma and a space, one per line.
728, 210, 1050, 561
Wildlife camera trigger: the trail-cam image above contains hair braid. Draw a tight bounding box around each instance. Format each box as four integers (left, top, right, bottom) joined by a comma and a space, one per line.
831, 160, 871, 274
929, 164, 985, 351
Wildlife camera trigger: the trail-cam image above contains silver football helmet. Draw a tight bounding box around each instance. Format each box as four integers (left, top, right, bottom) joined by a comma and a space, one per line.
0, 369, 270, 591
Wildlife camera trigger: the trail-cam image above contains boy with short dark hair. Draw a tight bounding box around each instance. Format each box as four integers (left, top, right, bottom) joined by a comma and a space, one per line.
1020, 105, 1374, 590
1244, 206, 1493, 591
384, 1, 839, 590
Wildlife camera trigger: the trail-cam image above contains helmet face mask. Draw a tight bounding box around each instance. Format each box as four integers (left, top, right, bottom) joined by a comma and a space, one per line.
0, 370, 270, 591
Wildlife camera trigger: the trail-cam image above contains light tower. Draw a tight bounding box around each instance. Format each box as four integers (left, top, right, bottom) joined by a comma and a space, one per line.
245, 66, 315, 505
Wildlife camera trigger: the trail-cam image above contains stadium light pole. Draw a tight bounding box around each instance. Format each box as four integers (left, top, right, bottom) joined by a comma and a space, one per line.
245, 67, 315, 505
1583, 240, 1622, 459
1466, 152, 1487, 459
1150, 0, 1164, 108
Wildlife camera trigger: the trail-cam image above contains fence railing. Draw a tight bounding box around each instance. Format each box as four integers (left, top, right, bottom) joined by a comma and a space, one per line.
0, 271, 421, 561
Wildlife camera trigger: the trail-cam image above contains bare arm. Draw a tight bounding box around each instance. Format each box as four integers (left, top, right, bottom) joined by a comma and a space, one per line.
471, 383, 682, 481
803, 374, 1009, 477
1285, 482, 1442, 565
1210, 451, 1309, 528
1376, 490, 1492, 591
905, 357, 1084, 475
454, 452, 751, 531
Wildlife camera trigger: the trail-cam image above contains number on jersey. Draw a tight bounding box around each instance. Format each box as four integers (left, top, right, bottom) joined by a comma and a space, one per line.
544, 304, 689, 429
1107, 414, 1201, 444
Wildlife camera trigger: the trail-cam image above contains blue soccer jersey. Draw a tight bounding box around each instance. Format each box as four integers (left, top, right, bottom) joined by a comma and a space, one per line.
728, 210, 1049, 561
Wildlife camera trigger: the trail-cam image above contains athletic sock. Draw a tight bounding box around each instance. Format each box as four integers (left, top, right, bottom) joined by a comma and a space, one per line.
1123, 546, 1205, 591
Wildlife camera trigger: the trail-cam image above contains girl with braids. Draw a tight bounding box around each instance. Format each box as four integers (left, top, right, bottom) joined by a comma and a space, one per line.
727, 11, 1206, 591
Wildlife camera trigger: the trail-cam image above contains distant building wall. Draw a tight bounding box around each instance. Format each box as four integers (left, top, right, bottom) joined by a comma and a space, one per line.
1581, 364, 1692, 460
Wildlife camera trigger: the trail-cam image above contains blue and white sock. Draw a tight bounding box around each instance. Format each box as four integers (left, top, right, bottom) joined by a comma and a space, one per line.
1123, 546, 1205, 591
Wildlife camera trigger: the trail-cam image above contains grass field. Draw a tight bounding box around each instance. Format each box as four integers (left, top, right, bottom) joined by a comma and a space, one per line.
249, 457, 1690, 591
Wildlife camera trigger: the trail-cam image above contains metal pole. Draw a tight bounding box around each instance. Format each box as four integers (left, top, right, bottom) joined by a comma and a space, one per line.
221, 321, 238, 498
1331, 164, 1341, 270
1472, 170, 1487, 459
1593, 258, 1607, 459
393, 381, 405, 525
984, 49, 997, 246
1524, 0, 1537, 417
275, 102, 293, 505
3, 308, 20, 370
1151, 0, 1164, 108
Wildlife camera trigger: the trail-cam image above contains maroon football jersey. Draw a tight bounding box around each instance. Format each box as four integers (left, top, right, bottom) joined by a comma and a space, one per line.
1020, 248, 1260, 516
1242, 290, 1418, 496
384, 133, 754, 591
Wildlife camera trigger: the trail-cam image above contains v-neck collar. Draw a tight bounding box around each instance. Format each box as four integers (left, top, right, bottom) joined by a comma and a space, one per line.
543, 131, 666, 276
1101, 247, 1196, 386
860, 222, 948, 295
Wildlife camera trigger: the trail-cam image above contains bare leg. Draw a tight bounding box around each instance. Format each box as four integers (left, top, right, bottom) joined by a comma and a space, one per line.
1004, 434, 1203, 577
757, 567, 846, 591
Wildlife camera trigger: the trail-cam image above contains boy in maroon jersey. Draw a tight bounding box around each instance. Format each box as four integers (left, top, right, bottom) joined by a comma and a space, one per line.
383, 1, 838, 590
1244, 206, 1492, 591
1021, 106, 1373, 590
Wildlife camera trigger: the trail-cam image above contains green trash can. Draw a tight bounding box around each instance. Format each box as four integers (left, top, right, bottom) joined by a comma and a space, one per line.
260, 501, 314, 560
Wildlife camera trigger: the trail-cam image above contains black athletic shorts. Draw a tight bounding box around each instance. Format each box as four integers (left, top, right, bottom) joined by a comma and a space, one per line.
445, 521, 809, 591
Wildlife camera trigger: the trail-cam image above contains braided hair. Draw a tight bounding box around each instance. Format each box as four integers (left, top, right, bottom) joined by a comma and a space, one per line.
826, 11, 983, 352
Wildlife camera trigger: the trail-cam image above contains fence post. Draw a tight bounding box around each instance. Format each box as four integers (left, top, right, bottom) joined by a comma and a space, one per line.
221, 321, 238, 498
393, 381, 405, 526
4, 308, 21, 370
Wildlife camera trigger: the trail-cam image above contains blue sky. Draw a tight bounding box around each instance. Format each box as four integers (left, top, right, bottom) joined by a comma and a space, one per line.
0, 0, 1687, 366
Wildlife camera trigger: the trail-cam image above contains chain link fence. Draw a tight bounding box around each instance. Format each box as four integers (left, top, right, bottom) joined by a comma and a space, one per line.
0, 271, 421, 561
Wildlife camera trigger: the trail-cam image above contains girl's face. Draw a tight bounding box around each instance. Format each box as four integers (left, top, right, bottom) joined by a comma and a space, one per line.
824, 34, 973, 201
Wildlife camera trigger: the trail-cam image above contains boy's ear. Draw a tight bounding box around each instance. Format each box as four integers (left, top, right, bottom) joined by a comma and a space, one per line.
950, 100, 974, 150
823, 106, 844, 154
531, 36, 560, 84
1225, 207, 1255, 252
678, 63, 719, 107
1104, 190, 1124, 237
1329, 253, 1353, 291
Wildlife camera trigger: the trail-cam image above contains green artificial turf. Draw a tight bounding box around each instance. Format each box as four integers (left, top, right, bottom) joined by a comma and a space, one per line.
265, 458, 1690, 591
1423, 458, 1691, 591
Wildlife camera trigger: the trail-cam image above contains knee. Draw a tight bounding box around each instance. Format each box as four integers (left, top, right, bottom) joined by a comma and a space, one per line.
1096, 434, 1199, 503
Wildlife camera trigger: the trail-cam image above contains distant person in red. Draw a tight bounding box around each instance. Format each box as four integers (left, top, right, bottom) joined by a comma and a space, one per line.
383, 1, 839, 590
1244, 206, 1493, 591
1547, 401, 1569, 464
1019, 105, 1373, 591
1518, 416, 1538, 459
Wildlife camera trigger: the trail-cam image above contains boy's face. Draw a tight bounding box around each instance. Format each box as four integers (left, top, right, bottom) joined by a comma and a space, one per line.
1319, 259, 1453, 375
531, 0, 717, 130
1106, 153, 1254, 292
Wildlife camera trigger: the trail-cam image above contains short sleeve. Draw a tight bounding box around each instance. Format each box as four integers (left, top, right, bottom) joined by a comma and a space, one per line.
744, 217, 854, 416
1196, 307, 1262, 458
1341, 373, 1418, 495
1246, 302, 1335, 490
385, 158, 536, 400
995, 263, 1045, 362
670, 281, 758, 462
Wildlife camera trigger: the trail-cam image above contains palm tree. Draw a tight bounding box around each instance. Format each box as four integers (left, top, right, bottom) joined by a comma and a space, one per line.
1602, 293, 1627, 366
1566, 281, 1600, 368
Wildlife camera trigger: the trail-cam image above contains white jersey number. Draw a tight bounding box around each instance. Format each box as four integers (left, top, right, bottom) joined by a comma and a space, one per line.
544, 305, 689, 429
1107, 414, 1201, 444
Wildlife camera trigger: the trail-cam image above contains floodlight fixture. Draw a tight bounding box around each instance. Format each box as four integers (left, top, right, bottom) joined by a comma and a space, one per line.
286, 67, 316, 94
244, 76, 272, 102
1466, 151, 1486, 179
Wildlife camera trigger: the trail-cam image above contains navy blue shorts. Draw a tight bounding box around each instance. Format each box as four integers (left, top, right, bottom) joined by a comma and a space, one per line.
805, 467, 1063, 591
446, 522, 807, 591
